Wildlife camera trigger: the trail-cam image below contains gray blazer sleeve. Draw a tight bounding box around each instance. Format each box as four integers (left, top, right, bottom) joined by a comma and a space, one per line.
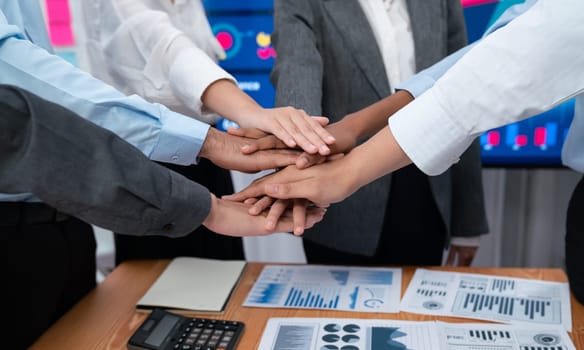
0, 85, 210, 237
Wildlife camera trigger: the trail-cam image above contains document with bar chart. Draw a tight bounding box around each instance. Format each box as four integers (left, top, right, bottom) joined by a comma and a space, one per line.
400, 269, 572, 331
258, 318, 439, 350
436, 322, 576, 350
243, 265, 401, 313
257, 318, 576, 350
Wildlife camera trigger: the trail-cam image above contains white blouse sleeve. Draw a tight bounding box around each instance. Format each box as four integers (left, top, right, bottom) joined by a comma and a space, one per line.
87, 0, 235, 118
388, 0, 584, 175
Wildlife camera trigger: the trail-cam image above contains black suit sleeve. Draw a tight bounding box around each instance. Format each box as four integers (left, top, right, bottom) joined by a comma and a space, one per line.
0, 85, 210, 237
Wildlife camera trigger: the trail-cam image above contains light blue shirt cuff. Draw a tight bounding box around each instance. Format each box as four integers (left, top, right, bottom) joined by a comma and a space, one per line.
396, 45, 473, 98
151, 109, 210, 165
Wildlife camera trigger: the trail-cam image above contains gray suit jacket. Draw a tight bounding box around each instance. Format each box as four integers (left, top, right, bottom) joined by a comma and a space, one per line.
271, 0, 489, 255
0, 85, 210, 237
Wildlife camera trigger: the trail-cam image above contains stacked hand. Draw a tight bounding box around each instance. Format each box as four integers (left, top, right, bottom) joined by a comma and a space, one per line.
228, 120, 358, 169
202, 194, 326, 237
220, 119, 365, 235
198, 107, 355, 236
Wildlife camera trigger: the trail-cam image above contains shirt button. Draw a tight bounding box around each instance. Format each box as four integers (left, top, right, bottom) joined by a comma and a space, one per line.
172, 155, 179, 162
162, 223, 175, 231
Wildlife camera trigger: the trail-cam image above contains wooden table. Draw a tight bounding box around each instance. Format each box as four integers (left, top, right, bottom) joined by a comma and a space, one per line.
31, 261, 584, 349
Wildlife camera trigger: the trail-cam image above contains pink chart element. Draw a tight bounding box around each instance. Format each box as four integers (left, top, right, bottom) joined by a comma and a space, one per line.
486, 131, 500, 146
216, 32, 234, 50
534, 127, 547, 146
515, 135, 528, 147
257, 47, 276, 60
461, 0, 499, 8
45, 0, 74, 46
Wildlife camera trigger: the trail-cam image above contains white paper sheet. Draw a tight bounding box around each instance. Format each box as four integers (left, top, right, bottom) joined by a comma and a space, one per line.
400, 269, 572, 331
258, 318, 576, 350
259, 318, 439, 350
436, 322, 575, 350
244, 265, 402, 313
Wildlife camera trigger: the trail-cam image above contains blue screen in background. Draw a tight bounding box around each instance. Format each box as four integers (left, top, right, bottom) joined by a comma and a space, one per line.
202, 0, 274, 12
206, 0, 570, 167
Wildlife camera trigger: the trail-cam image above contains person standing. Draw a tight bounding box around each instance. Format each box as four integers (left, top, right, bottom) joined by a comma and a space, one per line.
269, 0, 488, 266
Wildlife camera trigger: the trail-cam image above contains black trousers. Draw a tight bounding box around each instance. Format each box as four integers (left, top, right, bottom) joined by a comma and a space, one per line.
305, 164, 446, 265
114, 159, 244, 264
566, 175, 584, 305
0, 204, 96, 349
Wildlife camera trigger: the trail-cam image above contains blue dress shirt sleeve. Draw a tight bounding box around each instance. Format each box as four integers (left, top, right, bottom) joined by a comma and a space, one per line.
0, 11, 209, 166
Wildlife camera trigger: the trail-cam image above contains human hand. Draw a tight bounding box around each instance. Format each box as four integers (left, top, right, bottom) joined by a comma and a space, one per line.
199, 127, 302, 173
444, 245, 478, 266
244, 196, 327, 235
236, 107, 335, 155
228, 120, 358, 169
223, 157, 358, 208
202, 194, 325, 236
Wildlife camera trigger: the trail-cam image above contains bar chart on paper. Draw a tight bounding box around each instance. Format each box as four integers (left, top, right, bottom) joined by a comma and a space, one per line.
244, 265, 402, 313
283, 287, 340, 309
452, 292, 562, 324
438, 323, 576, 350
400, 269, 572, 330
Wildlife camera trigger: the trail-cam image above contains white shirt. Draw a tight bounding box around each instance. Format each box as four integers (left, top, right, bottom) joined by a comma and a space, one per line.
358, 0, 416, 91
81, 0, 235, 124
389, 0, 584, 176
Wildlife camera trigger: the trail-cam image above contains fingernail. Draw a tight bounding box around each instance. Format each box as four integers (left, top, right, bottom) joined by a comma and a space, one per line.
266, 220, 275, 230
326, 135, 336, 143
319, 145, 330, 154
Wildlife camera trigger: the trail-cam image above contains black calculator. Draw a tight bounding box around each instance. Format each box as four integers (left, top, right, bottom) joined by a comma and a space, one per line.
127, 308, 244, 350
